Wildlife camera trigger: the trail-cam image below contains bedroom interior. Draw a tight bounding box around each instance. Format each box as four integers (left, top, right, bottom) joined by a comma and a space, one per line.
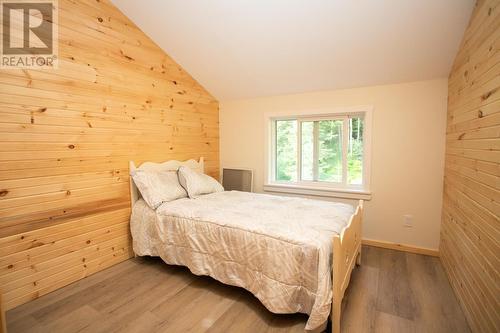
0, 0, 498, 333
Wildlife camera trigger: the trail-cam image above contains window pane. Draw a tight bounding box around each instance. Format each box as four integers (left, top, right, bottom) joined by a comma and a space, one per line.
276, 120, 297, 181
348, 117, 364, 185
301, 121, 314, 181
318, 120, 343, 182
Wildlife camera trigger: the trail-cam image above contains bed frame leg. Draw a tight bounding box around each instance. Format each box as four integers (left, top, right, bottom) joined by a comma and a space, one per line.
332, 301, 341, 333
355, 247, 362, 266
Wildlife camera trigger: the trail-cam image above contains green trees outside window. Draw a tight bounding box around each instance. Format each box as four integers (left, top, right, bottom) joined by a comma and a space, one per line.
348, 117, 363, 185
275, 120, 297, 181
275, 116, 364, 185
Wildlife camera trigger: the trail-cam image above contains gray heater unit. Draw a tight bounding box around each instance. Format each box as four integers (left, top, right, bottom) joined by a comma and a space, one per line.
222, 168, 253, 192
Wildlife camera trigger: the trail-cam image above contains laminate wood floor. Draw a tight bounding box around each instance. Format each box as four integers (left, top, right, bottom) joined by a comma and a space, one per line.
6, 246, 470, 333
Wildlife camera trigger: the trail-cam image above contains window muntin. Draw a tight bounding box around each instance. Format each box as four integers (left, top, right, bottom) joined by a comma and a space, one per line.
301, 121, 314, 181
272, 115, 365, 189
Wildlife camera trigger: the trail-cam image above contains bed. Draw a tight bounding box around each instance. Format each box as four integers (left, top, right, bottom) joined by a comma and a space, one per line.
129, 158, 363, 333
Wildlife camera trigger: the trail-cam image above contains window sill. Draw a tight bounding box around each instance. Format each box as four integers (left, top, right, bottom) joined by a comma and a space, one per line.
263, 183, 372, 200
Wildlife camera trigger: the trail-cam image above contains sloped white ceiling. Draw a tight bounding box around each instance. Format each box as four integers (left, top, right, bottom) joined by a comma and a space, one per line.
112, 0, 474, 101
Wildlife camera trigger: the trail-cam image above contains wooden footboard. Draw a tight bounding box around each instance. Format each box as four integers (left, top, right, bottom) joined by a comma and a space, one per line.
331, 200, 363, 333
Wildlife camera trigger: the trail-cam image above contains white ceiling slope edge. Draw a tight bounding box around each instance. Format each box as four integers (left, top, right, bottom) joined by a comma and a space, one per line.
112, 0, 474, 101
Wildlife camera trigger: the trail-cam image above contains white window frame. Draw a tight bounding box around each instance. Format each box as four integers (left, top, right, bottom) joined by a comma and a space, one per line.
264, 106, 372, 200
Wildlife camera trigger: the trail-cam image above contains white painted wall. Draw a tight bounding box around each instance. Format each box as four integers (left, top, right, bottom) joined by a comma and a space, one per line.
220, 78, 448, 250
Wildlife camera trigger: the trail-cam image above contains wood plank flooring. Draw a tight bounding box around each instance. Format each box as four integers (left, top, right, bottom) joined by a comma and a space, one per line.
6, 246, 470, 333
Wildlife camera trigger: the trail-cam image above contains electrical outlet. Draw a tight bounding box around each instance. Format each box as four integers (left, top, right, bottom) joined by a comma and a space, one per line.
403, 215, 413, 228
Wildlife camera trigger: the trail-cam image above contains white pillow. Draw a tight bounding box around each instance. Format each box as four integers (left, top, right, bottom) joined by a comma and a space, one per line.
178, 166, 224, 198
131, 169, 187, 209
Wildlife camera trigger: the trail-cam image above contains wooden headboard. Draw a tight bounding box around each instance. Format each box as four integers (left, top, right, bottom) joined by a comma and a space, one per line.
129, 157, 204, 208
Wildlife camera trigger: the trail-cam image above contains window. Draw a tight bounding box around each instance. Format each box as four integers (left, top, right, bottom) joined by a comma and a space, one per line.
266, 110, 371, 199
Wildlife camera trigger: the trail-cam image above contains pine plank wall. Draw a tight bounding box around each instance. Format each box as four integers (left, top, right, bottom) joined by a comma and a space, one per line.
440, 0, 499, 332
0, 0, 219, 310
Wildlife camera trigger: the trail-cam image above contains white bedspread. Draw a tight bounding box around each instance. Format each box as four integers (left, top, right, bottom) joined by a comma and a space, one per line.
130, 191, 353, 331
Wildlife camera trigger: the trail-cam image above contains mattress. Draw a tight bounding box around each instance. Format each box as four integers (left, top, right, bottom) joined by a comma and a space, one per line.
130, 190, 354, 331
